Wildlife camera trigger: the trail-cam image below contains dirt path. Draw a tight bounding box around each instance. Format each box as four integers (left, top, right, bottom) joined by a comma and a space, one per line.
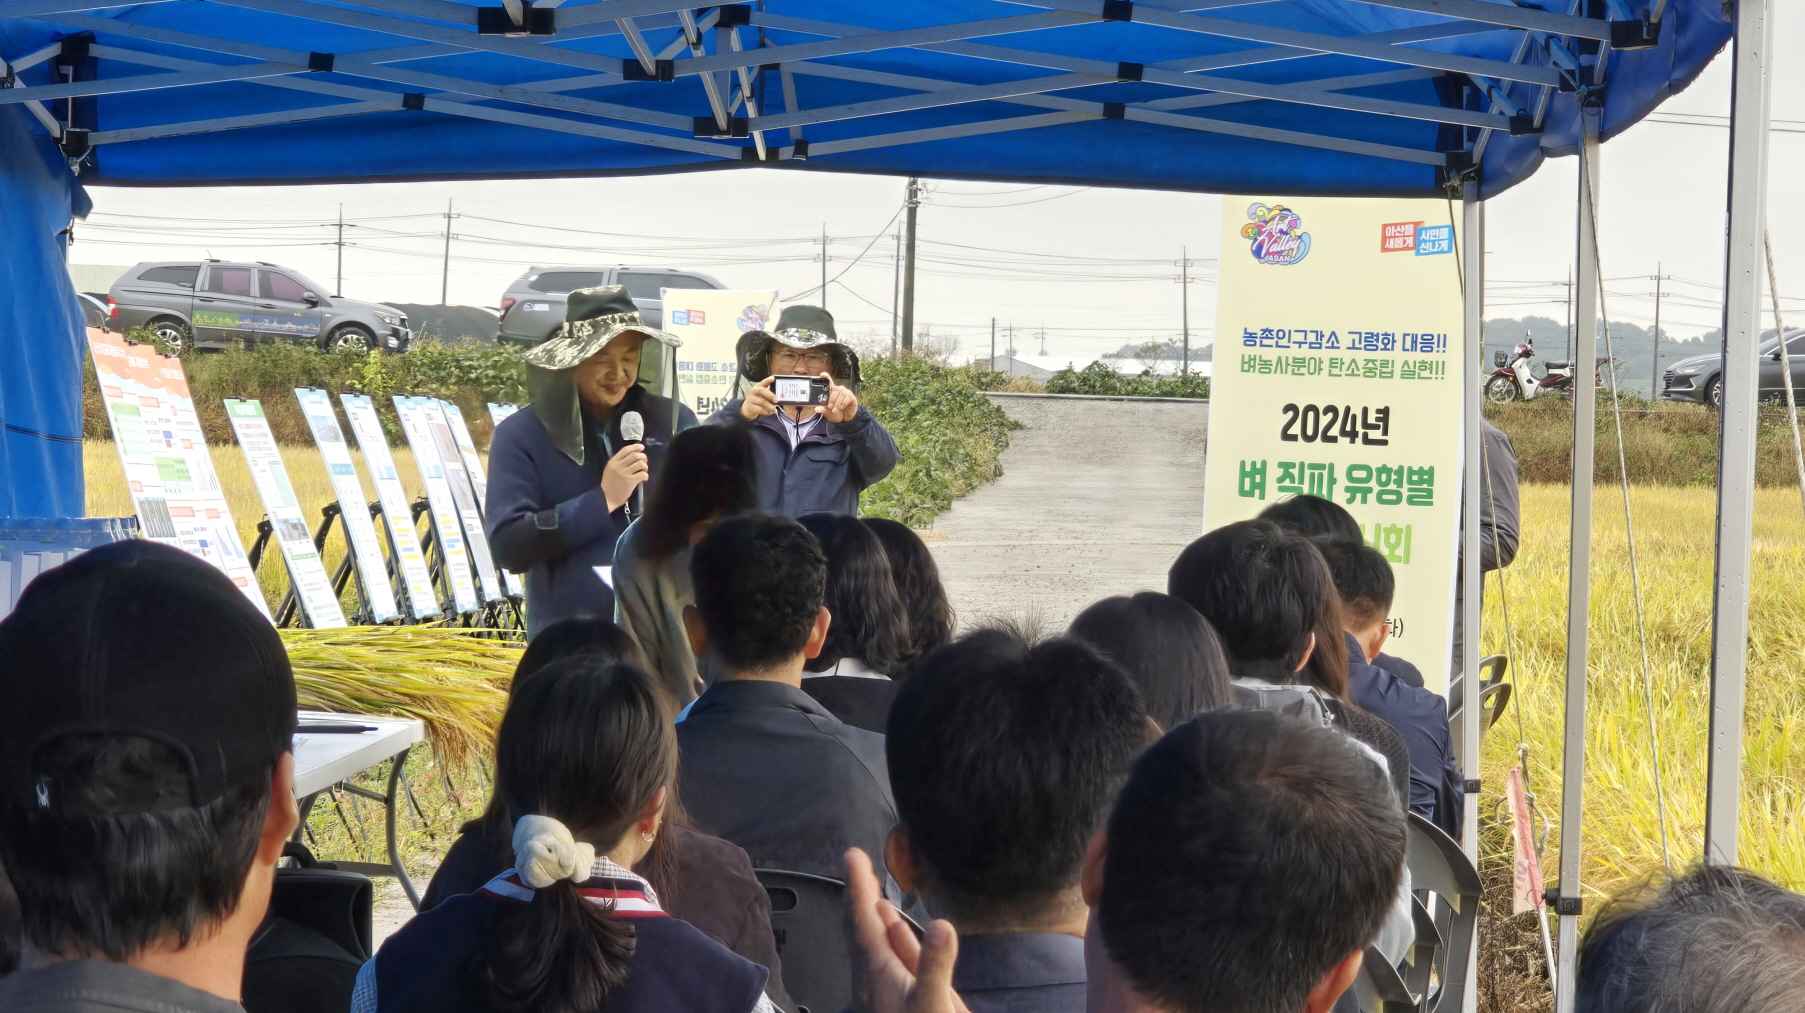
928, 394, 1209, 634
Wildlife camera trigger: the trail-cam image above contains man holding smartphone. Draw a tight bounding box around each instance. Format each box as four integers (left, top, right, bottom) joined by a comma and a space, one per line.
710, 305, 900, 517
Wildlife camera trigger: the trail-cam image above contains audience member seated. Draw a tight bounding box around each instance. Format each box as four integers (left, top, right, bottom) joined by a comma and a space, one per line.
1578, 865, 1805, 1013
1312, 536, 1461, 834
864, 518, 958, 669
797, 513, 914, 732
419, 617, 787, 1007
677, 514, 900, 891
1069, 593, 1233, 731
885, 629, 1150, 1012
355, 658, 779, 1013
613, 424, 761, 705
0, 542, 300, 1013
849, 710, 1407, 1013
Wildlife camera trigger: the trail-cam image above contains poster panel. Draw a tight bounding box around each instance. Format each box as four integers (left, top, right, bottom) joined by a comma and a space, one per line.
223, 399, 348, 628
87, 330, 270, 619
1202, 197, 1464, 691
392, 396, 482, 614
417, 401, 505, 604
439, 401, 524, 597
339, 394, 442, 620
661, 289, 778, 419
295, 388, 401, 622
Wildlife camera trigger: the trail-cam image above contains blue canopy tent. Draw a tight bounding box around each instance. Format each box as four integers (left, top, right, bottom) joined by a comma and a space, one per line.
0, 3, 1776, 1010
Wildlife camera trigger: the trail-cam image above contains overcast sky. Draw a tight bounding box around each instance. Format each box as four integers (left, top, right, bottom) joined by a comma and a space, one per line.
69, 6, 1802, 366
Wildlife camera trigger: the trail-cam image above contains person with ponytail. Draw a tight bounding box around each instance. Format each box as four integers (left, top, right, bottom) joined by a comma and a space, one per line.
353, 658, 779, 1013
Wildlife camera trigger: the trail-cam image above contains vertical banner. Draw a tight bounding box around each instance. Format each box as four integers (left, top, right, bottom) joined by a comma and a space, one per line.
1202, 198, 1464, 690
340, 394, 442, 620
662, 289, 778, 418
224, 399, 348, 628
295, 389, 401, 623
86, 330, 269, 619
392, 396, 482, 614
440, 401, 524, 597
419, 400, 505, 604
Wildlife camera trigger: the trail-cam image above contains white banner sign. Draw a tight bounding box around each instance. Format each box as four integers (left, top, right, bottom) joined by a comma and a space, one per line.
1203, 197, 1465, 690
87, 330, 269, 619
662, 289, 778, 419
440, 401, 523, 597
339, 394, 442, 619
223, 399, 347, 628
393, 396, 482, 613
418, 399, 505, 604
295, 388, 400, 623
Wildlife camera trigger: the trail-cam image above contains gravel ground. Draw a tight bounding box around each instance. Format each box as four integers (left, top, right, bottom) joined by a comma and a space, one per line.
928, 394, 1210, 635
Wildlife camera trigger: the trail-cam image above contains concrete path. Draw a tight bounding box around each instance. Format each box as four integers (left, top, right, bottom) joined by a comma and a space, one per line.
927, 394, 1209, 635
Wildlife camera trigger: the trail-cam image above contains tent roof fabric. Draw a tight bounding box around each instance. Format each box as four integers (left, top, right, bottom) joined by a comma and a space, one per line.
0, 1, 1727, 200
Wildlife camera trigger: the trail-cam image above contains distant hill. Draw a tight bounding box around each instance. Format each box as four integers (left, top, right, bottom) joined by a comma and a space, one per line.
388, 304, 498, 344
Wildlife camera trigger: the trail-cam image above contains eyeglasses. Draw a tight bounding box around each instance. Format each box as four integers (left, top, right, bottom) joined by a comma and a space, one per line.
774, 349, 831, 371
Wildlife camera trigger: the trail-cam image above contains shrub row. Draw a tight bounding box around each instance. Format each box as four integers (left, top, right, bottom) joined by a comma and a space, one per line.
1043, 361, 1211, 399
858, 357, 1019, 528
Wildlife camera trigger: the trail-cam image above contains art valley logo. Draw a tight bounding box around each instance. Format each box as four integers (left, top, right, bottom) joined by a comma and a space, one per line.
1241, 203, 1311, 266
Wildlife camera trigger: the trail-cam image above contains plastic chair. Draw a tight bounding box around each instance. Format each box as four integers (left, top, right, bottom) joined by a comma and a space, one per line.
1448, 655, 1512, 734
757, 868, 855, 1013
1353, 944, 1421, 1013
1405, 895, 1442, 1005
1405, 814, 1482, 1013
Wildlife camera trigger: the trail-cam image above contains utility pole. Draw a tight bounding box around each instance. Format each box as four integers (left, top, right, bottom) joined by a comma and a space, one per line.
335, 204, 344, 297
891, 229, 901, 358
1651, 263, 1665, 400
1564, 266, 1573, 363
820, 224, 829, 312
990, 317, 996, 372
440, 198, 453, 306
1007, 323, 1015, 377
1038, 326, 1047, 357
901, 177, 921, 353
1181, 245, 1191, 376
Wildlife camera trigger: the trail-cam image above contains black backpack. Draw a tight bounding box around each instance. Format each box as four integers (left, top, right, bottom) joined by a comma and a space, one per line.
243, 843, 373, 1013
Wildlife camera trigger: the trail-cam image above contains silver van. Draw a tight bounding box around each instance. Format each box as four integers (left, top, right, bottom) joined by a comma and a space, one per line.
495, 266, 724, 347
109, 260, 412, 355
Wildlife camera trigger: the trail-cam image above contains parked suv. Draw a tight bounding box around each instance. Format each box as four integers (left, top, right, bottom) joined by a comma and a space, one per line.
109, 261, 412, 355
1661, 329, 1805, 408
496, 266, 724, 347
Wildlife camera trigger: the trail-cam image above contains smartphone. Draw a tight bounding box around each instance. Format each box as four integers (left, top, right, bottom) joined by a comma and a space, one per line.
772, 374, 831, 406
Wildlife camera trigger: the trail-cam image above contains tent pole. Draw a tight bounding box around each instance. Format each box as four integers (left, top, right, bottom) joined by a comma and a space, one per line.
1705, 0, 1775, 867
1457, 180, 1483, 1013
1552, 103, 1602, 1013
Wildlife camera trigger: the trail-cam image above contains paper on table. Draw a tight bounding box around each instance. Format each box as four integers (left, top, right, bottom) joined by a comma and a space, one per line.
593, 566, 614, 588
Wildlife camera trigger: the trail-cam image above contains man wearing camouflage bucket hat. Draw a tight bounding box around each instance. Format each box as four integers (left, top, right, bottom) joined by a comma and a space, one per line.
486, 286, 698, 638
708, 305, 899, 517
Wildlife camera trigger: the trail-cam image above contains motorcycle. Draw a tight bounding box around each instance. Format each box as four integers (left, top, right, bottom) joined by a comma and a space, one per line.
1485, 338, 1612, 403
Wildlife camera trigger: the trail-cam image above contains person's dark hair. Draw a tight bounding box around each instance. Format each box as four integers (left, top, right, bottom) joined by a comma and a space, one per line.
690, 513, 827, 671
516, 618, 648, 698
887, 629, 1147, 926
798, 514, 911, 676
1260, 494, 1363, 542
863, 518, 956, 668
1169, 520, 1344, 694
1578, 865, 1805, 1013
639, 424, 759, 562
1312, 536, 1396, 630
0, 734, 273, 961
1099, 710, 1405, 1013
482, 658, 676, 1013
1071, 593, 1234, 728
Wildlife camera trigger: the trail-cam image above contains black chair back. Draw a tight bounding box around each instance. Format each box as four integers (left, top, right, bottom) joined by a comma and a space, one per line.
757, 868, 854, 1013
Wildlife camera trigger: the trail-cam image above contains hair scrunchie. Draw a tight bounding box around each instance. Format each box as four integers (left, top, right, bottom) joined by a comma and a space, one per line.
512, 814, 596, 889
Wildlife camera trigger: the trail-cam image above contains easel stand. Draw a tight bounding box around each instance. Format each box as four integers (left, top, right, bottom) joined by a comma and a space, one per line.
411, 496, 467, 622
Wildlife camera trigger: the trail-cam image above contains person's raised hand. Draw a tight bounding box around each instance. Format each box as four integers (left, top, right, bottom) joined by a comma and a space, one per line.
601, 443, 649, 512
740, 375, 779, 422
847, 848, 970, 1013
823, 373, 860, 424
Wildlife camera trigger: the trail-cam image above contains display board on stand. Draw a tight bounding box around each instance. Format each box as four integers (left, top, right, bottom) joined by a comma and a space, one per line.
295, 388, 401, 623
86, 330, 269, 619
224, 398, 348, 628
661, 289, 778, 418
339, 394, 443, 620
440, 400, 523, 597
392, 395, 481, 614
486, 403, 520, 428
1201, 198, 1465, 691
413, 398, 505, 604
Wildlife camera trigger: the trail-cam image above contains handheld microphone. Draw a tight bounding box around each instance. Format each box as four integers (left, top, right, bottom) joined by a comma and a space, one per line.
620, 410, 646, 521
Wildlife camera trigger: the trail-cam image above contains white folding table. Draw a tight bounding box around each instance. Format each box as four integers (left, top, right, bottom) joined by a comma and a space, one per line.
291, 711, 427, 910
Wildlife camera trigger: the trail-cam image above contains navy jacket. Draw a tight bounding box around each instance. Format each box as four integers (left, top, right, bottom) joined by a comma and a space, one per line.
484, 388, 697, 638
1345, 634, 1460, 834
706, 401, 899, 517
953, 933, 1088, 1013
1374, 651, 1425, 689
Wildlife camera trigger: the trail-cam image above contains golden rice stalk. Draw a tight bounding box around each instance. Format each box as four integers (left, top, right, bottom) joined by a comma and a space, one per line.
279, 626, 521, 766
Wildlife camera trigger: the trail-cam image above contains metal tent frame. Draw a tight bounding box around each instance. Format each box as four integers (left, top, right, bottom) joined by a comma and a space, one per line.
0, 2, 1776, 1010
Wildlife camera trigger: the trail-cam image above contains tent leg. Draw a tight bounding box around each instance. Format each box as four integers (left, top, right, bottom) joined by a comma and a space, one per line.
1553, 103, 1602, 1013
1705, 0, 1775, 867
1457, 182, 1484, 1013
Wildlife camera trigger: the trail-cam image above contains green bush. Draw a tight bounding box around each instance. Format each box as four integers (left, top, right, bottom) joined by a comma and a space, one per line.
1045, 361, 1211, 399
857, 357, 1019, 528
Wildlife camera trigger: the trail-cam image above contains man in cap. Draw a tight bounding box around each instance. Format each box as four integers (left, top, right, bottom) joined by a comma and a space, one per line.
710, 305, 899, 517
486, 286, 698, 637
0, 540, 300, 1012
